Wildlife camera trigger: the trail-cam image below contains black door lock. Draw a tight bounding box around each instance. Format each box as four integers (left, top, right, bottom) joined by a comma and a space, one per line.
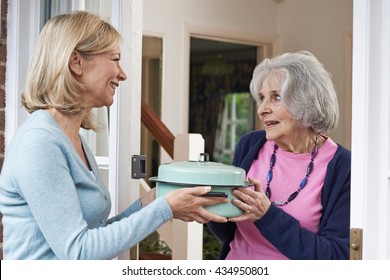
131, 155, 147, 179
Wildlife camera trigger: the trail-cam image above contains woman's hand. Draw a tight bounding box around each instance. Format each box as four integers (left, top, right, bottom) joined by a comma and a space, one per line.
228, 177, 271, 222
141, 187, 156, 208
165, 186, 229, 224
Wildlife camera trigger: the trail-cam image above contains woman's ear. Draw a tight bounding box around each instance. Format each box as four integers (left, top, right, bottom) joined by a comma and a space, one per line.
69, 50, 83, 76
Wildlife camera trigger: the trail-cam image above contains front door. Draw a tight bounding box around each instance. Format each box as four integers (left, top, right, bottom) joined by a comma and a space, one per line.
351, 0, 390, 259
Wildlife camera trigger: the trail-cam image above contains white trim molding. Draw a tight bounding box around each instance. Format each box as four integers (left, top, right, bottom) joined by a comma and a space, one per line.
5, 0, 40, 149
351, 0, 390, 259
110, 0, 144, 260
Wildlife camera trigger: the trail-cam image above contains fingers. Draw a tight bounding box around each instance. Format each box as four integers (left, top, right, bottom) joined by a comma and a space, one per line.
207, 213, 228, 223
248, 177, 263, 193
194, 212, 228, 224
228, 178, 271, 222
165, 186, 228, 224
185, 186, 230, 205
231, 187, 257, 208
228, 215, 249, 223
190, 186, 212, 195
174, 208, 228, 224
231, 194, 254, 210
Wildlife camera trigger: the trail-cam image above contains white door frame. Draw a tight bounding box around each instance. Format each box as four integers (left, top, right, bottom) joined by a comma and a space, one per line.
5, 0, 40, 147
351, 0, 390, 259
110, 0, 143, 259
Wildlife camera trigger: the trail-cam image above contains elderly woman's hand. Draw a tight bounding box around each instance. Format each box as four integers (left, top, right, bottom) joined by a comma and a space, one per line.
228, 177, 271, 222
165, 186, 229, 224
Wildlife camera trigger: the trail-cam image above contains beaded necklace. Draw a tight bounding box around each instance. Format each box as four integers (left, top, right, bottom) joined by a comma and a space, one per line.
265, 139, 318, 206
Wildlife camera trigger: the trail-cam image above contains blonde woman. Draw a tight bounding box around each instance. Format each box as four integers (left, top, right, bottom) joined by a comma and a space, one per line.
0, 11, 227, 260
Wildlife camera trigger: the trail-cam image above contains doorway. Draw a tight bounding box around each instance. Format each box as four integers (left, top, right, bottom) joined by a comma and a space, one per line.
141, 36, 163, 179
189, 37, 258, 164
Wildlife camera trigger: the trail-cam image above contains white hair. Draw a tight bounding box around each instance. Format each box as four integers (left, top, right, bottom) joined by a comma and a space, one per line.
250, 51, 339, 134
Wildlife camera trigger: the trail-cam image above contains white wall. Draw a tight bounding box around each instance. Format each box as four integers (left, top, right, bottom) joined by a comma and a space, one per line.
143, 0, 353, 159
277, 0, 353, 147
143, 0, 279, 161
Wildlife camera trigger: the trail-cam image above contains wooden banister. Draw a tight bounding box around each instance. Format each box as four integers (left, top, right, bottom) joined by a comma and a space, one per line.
141, 99, 175, 158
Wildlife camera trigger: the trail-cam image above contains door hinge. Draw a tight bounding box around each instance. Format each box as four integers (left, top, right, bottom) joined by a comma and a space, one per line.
350, 228, 363, 260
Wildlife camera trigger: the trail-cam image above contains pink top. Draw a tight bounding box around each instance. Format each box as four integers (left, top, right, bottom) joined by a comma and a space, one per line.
226, 138, 338, 260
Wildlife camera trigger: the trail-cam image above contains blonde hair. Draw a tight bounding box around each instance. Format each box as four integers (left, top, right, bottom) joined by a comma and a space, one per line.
22, 11, 121, 130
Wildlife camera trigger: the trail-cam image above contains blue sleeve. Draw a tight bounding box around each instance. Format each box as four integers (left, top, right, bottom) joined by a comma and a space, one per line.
12, 128, 173, 259
106, 198, 142, 224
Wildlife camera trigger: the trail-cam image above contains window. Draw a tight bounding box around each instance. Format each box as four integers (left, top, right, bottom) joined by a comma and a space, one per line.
213, 93, 255, 164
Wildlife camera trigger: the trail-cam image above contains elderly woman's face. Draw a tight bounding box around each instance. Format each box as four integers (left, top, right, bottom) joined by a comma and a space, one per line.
257, 72, 302, 145
79, 46, 127, 108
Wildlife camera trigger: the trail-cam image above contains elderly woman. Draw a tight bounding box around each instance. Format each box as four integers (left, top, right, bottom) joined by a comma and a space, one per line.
208, 51, 351, 260
0, 11, 228, 260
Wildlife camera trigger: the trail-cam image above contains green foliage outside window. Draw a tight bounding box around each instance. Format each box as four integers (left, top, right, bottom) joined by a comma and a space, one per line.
219, 93, 253, 164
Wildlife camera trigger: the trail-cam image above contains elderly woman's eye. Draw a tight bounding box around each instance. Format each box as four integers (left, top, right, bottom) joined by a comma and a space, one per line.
258, 95, 265, 103
273, 94, 281, 102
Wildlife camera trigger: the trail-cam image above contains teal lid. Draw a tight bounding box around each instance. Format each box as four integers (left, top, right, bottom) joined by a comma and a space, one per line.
150, 153, 248, 186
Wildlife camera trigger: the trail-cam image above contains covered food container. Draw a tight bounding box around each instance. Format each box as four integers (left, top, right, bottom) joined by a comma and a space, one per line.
149, 153, 251, 217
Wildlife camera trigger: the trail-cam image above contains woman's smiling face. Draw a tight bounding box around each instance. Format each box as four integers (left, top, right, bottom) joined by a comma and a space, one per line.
79, 47, 127, 108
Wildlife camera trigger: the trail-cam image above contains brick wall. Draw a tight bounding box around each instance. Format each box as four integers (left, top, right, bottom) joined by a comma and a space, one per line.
0, 0, 8, 260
